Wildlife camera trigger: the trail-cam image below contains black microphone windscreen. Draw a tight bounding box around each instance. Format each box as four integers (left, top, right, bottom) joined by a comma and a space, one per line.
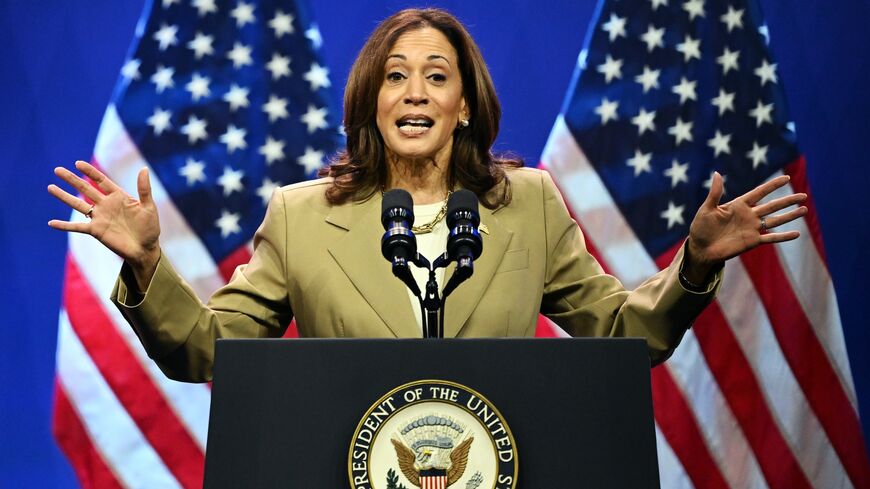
382, 189, 414, 212
447, 189, 479, 227
447, 189, 478, 213
381, 189, 414, 229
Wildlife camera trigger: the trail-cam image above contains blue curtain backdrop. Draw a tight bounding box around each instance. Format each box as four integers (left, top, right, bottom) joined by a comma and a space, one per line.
1, 0, 867, 486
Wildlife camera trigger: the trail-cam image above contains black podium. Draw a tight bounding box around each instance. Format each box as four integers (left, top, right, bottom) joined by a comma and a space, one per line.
203, 338, 660, 488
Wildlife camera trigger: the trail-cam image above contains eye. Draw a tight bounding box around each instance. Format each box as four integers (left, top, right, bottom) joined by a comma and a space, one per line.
386, 71, 405, 82
428, 73, 447, 83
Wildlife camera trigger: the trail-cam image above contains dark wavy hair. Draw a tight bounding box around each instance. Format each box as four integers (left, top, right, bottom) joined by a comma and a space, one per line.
319, 8, 522, 208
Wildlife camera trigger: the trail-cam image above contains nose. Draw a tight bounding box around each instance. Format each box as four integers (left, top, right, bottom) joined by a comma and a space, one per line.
403, 74, 428, 105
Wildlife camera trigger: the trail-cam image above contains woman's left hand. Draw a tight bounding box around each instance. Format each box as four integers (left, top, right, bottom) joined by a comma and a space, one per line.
683, 172, 808, 282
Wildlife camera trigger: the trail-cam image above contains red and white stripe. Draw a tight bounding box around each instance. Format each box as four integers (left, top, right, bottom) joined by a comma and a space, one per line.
421, 475, 447, 489
53, 106, 226, 488
539, 116, 870, 488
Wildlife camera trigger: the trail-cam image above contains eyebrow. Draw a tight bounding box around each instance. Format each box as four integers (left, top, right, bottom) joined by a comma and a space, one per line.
386, 54, 451, 65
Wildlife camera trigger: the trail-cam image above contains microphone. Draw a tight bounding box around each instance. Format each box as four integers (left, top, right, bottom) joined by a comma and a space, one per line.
446, 189, 482, 269
381, 189, 420, 296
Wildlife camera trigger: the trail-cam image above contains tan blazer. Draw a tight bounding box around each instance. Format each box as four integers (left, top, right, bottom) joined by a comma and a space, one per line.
113, 167, 720, 382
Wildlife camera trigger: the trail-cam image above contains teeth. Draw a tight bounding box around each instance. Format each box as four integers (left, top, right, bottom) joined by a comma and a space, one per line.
399, 125, 430, 135
397, 118, 433, 127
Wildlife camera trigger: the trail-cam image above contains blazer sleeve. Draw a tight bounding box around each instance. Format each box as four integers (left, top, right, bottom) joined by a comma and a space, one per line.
538, 170, 721, 365
111, 190, 294, 382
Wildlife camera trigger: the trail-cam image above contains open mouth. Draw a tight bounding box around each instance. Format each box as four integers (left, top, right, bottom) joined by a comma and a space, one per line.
396, 115, 434, 135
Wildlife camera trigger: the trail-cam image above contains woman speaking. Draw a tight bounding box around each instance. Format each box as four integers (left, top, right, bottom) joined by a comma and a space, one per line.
47, 8, 807, 382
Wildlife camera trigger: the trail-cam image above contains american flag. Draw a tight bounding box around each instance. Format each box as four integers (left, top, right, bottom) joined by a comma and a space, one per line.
51, 0, 341, 486
536, 0, 870, 487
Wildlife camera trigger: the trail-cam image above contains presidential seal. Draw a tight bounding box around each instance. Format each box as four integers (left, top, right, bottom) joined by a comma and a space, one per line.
348, 380, 518, 489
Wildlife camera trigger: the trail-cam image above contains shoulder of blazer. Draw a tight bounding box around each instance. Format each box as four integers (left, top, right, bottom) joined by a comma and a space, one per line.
500, 166, 550, 209
274, 177, 334, 216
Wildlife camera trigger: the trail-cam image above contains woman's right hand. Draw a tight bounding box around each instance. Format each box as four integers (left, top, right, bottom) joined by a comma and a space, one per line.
48, 160, 161, 288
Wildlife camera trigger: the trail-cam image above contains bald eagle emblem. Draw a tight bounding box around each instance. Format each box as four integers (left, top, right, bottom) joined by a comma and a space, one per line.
389, 415, 478, 488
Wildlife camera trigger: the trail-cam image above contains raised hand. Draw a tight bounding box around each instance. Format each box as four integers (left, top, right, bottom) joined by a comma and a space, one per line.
48, 161, 161, 283
684, 172, 807, 282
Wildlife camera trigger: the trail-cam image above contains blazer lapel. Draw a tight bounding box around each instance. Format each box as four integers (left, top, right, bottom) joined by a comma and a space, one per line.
443, 205, 512, 338
326, 195, 421, 338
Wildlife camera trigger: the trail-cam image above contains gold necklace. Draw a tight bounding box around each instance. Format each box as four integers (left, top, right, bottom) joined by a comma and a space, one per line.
412, 194, 450, 235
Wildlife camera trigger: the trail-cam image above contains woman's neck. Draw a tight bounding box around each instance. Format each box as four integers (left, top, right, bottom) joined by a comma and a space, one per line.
386, 156, 450, 204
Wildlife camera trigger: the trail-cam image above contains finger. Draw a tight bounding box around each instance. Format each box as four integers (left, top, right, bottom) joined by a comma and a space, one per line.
75, 160, 122, 194
54, 166, 104, 202
743, 174, 790, 205
759, 230, 800, 244
702, 171, 725, 209
761, 206, 807, 230
137, 167, 154, 206
47, 219, 91, 234
754, 192, 807, 216
47, 184, 92, 215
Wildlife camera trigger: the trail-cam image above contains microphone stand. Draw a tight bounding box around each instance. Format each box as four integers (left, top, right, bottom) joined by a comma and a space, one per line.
391, 250, 476, 339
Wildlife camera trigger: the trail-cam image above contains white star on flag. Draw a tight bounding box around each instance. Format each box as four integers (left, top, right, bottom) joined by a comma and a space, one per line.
668, 117, 693, 145
303, 63, 331, 91
121, 58, 141, 81
227, 42, 253, 69
187, 32, 215, 59
266, 53, 292, 80
263, 95, 289, 122
305, 24, 323, 49
192, 0, 217, 16
595, 98, 619, 125
649, 0, 668, 10
230, 2, 256, 27
626, 149, 653, 176
682, 0, 705, 20
146, 107, 172, 135
269, 10, 295, 37
747, 142, 769, 168
660, 201, 685, 228
717, 47, 740, 74
720, 6, 745, 32
180, 115, 208, 144
597, 55, 623, 83
301, 105, 328, 133
755, 59, 778, 86
223, 84, 250, 111
150, 65, 175, 93
297, 146, 325, 174
711, 88, 736, 115
215, 210, 242, 238
672, 77, 698, 104
640, 24, 665, 52
631, 107, 657, 135
185, 73, 211, 101
179, 158, 206, 186
259, 136, 286, 164
676, 35, 701, 63
217, 167, 245, 195
750, 100, 774, 127
257, 178, 280, 205
635, 66, 661, 93
707, 130, 732, 156
664, 159, 690, 187
220, 125, 247, 153
153, 23, 178, 50
601, 13, 627, 42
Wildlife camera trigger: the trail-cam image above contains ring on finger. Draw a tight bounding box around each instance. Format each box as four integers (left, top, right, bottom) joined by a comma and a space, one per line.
759, 216, 767, 231
85, 206, 94, 219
